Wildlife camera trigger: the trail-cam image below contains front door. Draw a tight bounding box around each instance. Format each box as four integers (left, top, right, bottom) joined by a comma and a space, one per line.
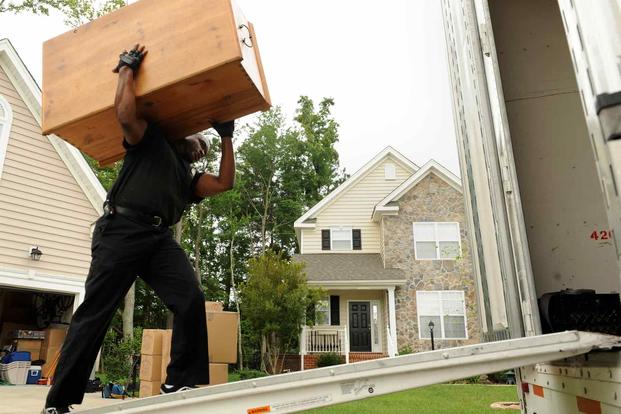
349, 302, 371, 352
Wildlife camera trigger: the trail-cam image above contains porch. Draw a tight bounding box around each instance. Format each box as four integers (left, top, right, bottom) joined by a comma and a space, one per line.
292, 253, 406, 370
299, 324, 390, 370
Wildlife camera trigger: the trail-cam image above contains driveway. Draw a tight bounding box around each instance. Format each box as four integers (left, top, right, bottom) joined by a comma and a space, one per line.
0, 385, 127, 413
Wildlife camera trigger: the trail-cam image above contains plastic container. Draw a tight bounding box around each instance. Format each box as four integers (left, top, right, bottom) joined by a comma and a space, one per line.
27, 365, 42, 384
1, 351, 31, 363
0, 361, 31, 385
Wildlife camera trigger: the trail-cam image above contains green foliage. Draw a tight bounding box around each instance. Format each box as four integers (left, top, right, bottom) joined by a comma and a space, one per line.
101, 326, 142, 383
239, 250, 324, 373
316, 352, 343, 368
238, 369, 268, 380
0, 0, 127, 27
398, 345, 414, 355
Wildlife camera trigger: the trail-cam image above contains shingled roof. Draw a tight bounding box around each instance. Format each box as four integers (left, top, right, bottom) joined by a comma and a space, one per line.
293, 253, 406, 282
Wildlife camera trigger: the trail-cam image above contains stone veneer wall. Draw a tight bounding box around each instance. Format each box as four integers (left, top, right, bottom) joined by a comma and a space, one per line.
382, 173, 481, 352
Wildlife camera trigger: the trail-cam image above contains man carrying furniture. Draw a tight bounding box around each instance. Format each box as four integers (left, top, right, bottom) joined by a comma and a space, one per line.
44, 44, 236, 414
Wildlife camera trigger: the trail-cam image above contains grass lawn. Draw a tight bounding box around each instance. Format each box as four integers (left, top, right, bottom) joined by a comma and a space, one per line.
301, 384, 519, 414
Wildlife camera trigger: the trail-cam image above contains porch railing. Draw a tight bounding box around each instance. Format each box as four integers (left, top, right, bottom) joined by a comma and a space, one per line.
300, 325, 349, 357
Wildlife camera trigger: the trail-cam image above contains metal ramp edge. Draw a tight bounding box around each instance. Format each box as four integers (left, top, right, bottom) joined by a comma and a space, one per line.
79, 331, 620, 414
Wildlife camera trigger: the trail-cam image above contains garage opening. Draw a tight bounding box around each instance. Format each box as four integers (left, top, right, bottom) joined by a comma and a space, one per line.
0, 287, 74, 381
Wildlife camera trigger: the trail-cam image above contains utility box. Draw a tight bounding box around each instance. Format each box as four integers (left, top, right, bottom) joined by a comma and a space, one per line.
42, 0, 270, 165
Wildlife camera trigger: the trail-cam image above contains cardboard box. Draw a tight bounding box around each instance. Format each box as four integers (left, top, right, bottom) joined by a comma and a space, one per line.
16, 339, 43, 360
40, 327, 67, 378
198, 363, 229, 387
205, 301, 224, 312
41, 347, 62, 378
139, 380, 161, 398
141, 329, 164, 356
206, 312, 238, 364
41, 327, 67, 354
160, 330, 173, 382
42, 0, 271, 166
139, 355, 162, 381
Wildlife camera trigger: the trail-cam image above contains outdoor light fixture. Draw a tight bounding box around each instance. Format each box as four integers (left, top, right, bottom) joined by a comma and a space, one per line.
428, 321, 435, 351
30, 246, 43, 261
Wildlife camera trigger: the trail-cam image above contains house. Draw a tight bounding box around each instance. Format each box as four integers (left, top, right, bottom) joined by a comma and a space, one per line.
293, 147, 481, 369
0, 39, 105, 356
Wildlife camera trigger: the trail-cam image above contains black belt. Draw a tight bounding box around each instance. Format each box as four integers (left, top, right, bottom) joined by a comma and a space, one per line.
105, 203, 166, 228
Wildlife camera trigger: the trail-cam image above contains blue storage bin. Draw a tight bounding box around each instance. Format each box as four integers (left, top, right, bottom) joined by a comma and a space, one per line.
26, 366, 41, 384
1, 351, 31, 363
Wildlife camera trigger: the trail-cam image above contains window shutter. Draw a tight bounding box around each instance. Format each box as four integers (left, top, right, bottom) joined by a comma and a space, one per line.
330, 295, 340, 326
352, 229, 362, 250
321, 230, 331, 250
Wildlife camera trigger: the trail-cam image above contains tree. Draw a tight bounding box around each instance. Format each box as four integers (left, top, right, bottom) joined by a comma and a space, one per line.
0, 0, 126, 27
239, 250, 323, 374
237, 98, 346, 256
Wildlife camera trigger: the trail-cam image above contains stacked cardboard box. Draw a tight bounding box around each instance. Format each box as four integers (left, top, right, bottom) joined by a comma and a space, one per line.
140, 302, 236, 397
40, 327, 68, 378
15, 339, 43, 360
139, 329, 165, 398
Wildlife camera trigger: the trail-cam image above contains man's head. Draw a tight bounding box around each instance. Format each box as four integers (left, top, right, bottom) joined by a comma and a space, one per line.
177, 134, 209, 163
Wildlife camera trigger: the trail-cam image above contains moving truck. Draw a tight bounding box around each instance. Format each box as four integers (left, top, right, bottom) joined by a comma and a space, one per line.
441, 0, 621, 412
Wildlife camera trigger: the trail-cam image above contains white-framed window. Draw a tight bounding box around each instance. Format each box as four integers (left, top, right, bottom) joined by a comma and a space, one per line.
0, 95, 13, 180
331, 227, 353, 251
315, 298, 330, 325
417, 291, 467, 340
413, 222, 461, 260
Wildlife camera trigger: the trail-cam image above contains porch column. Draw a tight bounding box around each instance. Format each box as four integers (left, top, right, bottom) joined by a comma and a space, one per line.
387, 287, 398, 357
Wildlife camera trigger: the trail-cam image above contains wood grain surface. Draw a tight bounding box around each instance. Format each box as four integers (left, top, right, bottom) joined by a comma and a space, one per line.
42, 0, 270, 164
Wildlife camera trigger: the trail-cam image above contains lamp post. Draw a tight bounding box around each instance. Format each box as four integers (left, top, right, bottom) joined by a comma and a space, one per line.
428, 321, 435, 350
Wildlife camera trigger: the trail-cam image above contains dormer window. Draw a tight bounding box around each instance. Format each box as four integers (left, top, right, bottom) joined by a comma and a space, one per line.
384, 163, 396, 180
321, 228, 362, 251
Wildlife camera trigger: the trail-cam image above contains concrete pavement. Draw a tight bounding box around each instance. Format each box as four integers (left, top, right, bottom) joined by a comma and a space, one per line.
0, 385, 128, 413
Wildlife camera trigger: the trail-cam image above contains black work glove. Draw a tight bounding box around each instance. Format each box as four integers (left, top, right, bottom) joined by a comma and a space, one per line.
212, 120, 235, 138
113, 44, 148, 73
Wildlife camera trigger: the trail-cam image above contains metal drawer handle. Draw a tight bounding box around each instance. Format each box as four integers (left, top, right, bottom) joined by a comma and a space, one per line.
238, 24, 254, 48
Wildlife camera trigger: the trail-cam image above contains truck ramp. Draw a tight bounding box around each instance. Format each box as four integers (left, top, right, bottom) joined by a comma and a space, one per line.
80, 331, 620, 413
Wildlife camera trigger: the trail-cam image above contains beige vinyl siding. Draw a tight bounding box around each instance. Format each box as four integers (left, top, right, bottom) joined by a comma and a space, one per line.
0, 65, 99, 279
302, 156, 411, 253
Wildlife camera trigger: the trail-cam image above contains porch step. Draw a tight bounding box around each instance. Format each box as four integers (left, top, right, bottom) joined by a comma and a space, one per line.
349, 353, 388, 363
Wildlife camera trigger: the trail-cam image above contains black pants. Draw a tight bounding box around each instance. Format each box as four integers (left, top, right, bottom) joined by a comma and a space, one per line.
46, 213, 209, 407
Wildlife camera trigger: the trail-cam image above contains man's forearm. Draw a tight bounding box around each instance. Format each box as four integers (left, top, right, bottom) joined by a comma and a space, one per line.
218, 137, 235, 189
115, 67, 137, 127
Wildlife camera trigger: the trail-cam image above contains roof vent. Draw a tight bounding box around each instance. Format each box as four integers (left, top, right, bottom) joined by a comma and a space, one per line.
384, 163, 396, 180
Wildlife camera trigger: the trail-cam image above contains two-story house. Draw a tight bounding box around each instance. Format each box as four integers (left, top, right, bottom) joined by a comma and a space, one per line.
0, 39, 105, 355
293, 147, 481, 369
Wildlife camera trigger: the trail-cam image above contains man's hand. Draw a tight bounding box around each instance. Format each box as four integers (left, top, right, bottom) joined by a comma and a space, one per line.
113, 44, 148, 73
212, 120, 235, 138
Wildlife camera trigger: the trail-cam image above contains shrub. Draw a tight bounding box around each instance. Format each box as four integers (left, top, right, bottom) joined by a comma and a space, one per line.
238, 369, 269, 380
398, 345, 414, 355
316, 352, 343, 368
101, 327, 142, 383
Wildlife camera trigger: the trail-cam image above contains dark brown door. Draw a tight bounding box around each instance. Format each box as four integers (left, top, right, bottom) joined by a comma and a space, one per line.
349, 302, 371, 352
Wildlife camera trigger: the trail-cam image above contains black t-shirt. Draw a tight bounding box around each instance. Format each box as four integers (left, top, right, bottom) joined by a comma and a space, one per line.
108, 123, 203, 225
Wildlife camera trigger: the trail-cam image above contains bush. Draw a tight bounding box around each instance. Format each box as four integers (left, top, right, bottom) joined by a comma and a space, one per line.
238, 369, 269, 380
398, 345, 414, 355
101, 327, 142, 383
316, 352, 343, 368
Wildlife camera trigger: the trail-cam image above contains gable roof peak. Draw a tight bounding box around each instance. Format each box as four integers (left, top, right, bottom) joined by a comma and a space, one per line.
294, 146, 418, 229
0, 38, 106, 215
372, 160, 462, 221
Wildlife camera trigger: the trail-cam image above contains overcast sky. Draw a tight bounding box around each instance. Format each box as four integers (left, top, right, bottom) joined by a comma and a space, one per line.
0, 0, 459, 176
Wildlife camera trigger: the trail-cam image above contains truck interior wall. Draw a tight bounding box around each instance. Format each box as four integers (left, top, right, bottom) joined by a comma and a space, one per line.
488, 0, 620, 295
